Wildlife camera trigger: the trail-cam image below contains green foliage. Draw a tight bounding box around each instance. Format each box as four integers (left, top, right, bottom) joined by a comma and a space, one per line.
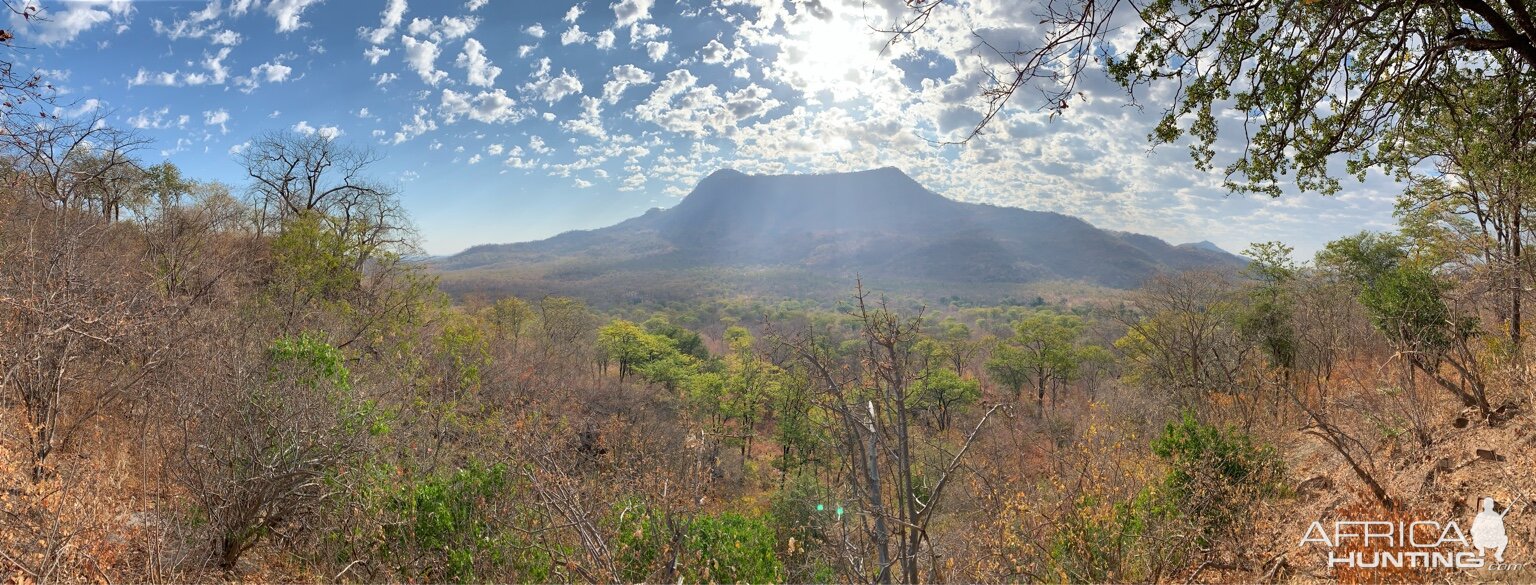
1046, 414, 1283, 582
1150, 412, 1285, 508
269, 211, 363, 303
907, 367, 980, 430
610, 502, 782, 583
1358, 263, 1460, 351
386, 463, 517, 583
1237, 241, 1298, 370
986, 311, 1103, 411
484, 296, 534, 342
597, 319, 679, 380
681, 512, 783, 584
435, 313, 491, 395
269, 331, 351, 391
1315, 231, 1408, 288
644, 315, 710, 359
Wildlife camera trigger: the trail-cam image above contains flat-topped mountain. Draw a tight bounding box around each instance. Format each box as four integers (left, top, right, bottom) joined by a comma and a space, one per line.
437, 167, 1245, 302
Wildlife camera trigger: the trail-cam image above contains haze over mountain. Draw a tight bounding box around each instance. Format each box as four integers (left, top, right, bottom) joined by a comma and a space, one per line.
436, 168, 1245, 302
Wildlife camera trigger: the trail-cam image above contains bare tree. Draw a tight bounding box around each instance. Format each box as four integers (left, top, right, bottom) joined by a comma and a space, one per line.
784, 283, 998, 584
240, 131, 414, 269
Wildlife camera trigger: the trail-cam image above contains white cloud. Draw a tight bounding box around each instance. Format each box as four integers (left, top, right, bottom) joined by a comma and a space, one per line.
211, 29, 243, 45
645, 41, 668, 62
518, 44, 537, 58
440, 88, 521, 124
525, 23, 545, 38
360, 0, 407, 45
229, 141, 250, 155
374, 72, 399, 86
204, 108, 230, 133
402, 35, 448, 86
561, 95, 606, 139
364, 46, 391, 65
524, 67, 583, 104
468, 153, 482, 164
127, 47, 231, 87
293, 120, 343, 139
236, 56, 295, 92
487, 143, 505, 155
594, 29, 616, 50
561, 24, 589, 45
391, 106, 438, 143
407, 15, 479, 42
17, 0, 132, 45
266, 0, 323, 32
563, 4, 582, 23
700, 38, 747, 65
126, 107, 175, 130
602, 63, 652, 104
611, 0, 654, 28
466, 0, 489, 10
455, 38, 502, 87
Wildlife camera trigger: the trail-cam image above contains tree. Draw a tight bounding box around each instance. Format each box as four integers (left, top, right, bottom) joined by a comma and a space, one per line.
893, 0, 1536, 197
1320, 232, 1493, 417
1388, 75, 1536, 345
3, 113, 148, 214
785, 283, 999, 584
988, 312, 1101, 415
178, 332, 379, 569
907, 367, 980, 431
597, 320, 675, 382
240, 130, 413, 269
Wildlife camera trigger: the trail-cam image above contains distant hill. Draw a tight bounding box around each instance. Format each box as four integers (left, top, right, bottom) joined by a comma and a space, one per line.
435, 167, 1246, 304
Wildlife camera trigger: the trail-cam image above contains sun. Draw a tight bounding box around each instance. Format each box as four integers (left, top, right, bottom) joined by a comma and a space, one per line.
779, 11, 893, 102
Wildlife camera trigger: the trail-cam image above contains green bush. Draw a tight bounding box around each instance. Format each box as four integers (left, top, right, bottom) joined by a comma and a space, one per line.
609, 500, 784, 583
1046, 413, 1283, 582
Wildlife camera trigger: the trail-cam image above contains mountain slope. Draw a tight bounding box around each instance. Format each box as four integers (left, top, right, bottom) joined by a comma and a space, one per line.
437, 167, 1246, 302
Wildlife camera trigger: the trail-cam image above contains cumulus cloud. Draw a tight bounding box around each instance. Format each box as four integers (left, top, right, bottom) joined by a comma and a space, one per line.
524, 23, 545, 37
563, 4, 582, 23
235, 56, 295, 92
293, 120, 343, 139
455, 38, 502, 87
440, 88, 522, 124
560, 24, 589, 45
402, 35, 448, 85
594, 29, 616, 50
602, 63, 652, 104
16, 0, 132, 45
645, 41, 668, 62
611, 0, 654, 27
266, 0, 323, 32
407, 15, 478, 41
204, 108, 230, 133
359, 0, 407, 45
466, 0, 489, 10
522, 59, 584, 104
391, 106, 438, 144
364, 46, 391, 65
127, 48, 231, 87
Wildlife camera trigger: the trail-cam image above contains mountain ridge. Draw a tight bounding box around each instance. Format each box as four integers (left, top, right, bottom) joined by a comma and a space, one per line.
437, 167, 1245, 302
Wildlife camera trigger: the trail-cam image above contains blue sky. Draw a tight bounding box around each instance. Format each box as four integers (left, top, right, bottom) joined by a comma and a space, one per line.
13, 0, 1402, 257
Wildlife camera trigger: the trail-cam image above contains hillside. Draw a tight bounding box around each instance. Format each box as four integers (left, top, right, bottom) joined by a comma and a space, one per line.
435, 167, 1245, 303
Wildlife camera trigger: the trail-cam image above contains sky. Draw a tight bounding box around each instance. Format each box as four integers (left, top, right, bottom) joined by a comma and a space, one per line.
11, 0, 1404, 257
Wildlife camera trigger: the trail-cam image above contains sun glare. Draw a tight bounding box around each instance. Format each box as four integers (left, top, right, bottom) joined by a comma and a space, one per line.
781, 13, 892, 101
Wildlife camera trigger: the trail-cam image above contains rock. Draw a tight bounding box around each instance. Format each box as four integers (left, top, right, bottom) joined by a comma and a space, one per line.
1297, 475, 1334, 493
1453, 416, 1470, 429
1476, 448, 1506, 462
